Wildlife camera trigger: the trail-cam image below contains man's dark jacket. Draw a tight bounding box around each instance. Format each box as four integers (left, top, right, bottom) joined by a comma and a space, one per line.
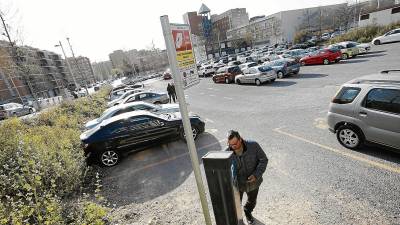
225, 140, 268, 192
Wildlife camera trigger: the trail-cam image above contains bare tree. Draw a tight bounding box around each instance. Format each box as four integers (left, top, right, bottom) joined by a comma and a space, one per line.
335, 3, 355, 30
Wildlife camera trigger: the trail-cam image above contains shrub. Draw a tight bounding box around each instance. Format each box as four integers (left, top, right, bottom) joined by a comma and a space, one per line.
0, 86, 112, 224
328, 21, 400, 44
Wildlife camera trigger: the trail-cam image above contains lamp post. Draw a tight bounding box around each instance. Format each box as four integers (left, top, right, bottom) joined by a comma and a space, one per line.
66, 37, 89, 96
55, 41, 79, 91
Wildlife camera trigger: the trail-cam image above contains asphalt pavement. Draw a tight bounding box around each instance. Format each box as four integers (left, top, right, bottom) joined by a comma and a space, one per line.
105, 43, 400, 225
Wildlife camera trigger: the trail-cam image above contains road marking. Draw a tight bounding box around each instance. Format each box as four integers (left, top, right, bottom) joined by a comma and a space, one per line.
314, 117, 329, 130
210, 94, 216, 97
223, 97, 233, 100
205, 118, 215, 123
104, 139, 226, 181
273, 127, 400, 174
207, 88, 214, 90
205, 128, 218, 134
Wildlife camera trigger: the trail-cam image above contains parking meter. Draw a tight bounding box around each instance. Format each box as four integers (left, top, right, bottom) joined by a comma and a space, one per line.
202, 151, 244, 225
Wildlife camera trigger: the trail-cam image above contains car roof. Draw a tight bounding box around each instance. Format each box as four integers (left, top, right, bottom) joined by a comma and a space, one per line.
100, 110, 158, 126
108, 101, 154, 111
346, 71, 400, 86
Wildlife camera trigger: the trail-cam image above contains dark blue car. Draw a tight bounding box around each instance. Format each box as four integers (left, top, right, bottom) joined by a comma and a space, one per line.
80, 110, 205, 166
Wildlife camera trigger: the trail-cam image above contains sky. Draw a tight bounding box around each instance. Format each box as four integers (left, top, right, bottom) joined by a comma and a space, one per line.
1, 0, 348, 62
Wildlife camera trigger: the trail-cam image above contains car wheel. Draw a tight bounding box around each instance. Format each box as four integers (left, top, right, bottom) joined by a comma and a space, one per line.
373, 40, 381, 45
181, 126, 199, 141
271, 78, 276, 82
341, 53, 348, 60
336, 125, 363, 149
99, 150, 120, 167
225, 77, 230, 84
236, 79, 241, 85
154, 101, 161, 105
323, 59, 330, 65
28, 108, 33, 114
277, 71, 284, 79
293, 70, 299, 75
255, 79, 261, 86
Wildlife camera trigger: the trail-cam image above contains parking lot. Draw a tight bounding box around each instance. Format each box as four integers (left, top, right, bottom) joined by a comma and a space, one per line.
105, 43, 400, 224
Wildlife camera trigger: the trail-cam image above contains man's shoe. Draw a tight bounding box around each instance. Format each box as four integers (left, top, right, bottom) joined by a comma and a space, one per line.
244, 210, 255, 224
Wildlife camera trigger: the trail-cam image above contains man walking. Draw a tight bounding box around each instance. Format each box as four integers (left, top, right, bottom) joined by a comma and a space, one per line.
170, 83, 176, 103
226, 130, 268, 224
167, 83, 173, 103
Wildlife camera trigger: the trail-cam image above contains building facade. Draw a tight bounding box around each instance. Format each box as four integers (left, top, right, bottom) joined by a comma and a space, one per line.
227, 3, 347, 47
0, 40, 69, 104
359, 4, 400, 27
66, 56, 96, 86
109, 49, 168, 76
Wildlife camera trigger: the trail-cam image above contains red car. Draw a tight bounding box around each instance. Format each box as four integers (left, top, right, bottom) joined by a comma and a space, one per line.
212, 66, 242, 83
300, 49, 341, 65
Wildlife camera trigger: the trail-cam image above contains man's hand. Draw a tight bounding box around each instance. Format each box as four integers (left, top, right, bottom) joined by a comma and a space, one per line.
247, 175, 256, 183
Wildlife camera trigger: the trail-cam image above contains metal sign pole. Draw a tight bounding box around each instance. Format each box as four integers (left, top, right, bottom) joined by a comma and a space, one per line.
160, 15, 212, 225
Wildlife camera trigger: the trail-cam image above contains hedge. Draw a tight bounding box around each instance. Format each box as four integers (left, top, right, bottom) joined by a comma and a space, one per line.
0, 86, 112, 224
329, 21, 400, 44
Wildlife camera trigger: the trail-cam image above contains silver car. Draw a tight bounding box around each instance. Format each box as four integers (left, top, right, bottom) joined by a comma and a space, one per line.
85, 101, 180, 130
118, 91, 169, 105
107, 88, 145, 107
327, 70, 400, 151
235, 66, 277, 86
0, 103, 35, 120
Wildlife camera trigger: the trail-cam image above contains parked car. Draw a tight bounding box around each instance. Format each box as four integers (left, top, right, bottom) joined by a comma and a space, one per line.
239, 62, 258, 70
212, 66, 242, 84
329, 42, 360, 60
300, 48, 341, 65
372, 28, 400, 45
117, 91, 169, 105
237, 56, 254, 64
109, 88, 136, 101
227, 60, 241, 66
263, 59, 301, 78
107, 88, 145, 107
235, 65, 277, 85
163, 72, 172, 80
198, 65, 215, 77
321, 32, 331, 41
327, 70, 400, 151
80, 110, 205, 166
0, 103, 35, 119
351, 42, 371, 54
85, 101, 180, 130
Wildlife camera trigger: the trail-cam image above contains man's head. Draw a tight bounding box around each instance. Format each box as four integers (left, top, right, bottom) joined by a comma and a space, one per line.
227, 130, 243, 151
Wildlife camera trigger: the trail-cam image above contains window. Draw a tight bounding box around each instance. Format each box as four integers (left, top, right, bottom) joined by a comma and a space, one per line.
364, 88, 400, 114
360, 14, 370, 20
391, 7, 400, 14
137, 93, 148, 100
332, 87, 361, 104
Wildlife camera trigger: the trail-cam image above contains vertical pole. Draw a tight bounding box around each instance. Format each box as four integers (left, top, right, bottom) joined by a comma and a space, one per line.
58, 41, 79, 90
66, 37, 89, 96
160, 15, 212, 225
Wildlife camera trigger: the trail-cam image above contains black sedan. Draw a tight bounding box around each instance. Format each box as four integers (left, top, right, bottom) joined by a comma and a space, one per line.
80, 110, 205, 167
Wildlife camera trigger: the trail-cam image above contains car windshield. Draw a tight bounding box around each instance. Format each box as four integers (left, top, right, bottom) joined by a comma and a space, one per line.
258, 66, 273, 72
97, 108, 116, 121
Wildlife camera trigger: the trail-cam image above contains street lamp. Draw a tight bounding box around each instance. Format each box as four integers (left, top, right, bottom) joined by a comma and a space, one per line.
55, 41, 79, 91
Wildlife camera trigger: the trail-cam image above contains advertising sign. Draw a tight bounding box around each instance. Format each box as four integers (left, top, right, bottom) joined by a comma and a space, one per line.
170, 24, 200, 89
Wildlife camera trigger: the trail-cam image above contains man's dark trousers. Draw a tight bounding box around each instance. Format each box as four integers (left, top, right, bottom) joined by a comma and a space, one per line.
239, 187, 259, 213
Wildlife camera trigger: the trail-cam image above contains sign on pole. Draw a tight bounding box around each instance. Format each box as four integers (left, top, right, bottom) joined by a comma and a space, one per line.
160, 15, 211, 225
170, 23, 200, 89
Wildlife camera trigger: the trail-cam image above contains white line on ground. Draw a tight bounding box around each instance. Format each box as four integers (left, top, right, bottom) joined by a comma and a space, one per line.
210, 94, 216, 97
273, 127, 400, 174
223, 97, 233, 100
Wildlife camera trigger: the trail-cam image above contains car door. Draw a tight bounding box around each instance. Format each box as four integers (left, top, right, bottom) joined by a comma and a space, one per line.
392, 29, 400, 42
136, 93, 150, 103
246, 68, 258, 83
357, 88, 400, 149
382, 30, 395, 43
